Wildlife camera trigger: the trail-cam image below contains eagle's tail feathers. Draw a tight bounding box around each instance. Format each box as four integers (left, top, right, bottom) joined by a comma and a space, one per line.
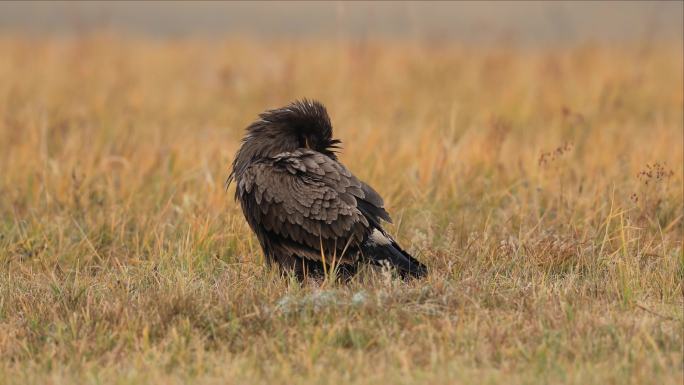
363, 229, 427, 279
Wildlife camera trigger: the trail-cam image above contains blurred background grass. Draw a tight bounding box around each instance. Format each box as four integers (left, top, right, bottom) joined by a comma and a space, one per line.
1, 1, 682, 44
0, 2, 682, 385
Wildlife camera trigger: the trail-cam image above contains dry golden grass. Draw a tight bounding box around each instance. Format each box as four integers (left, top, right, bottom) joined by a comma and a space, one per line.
0, 35, 682, 384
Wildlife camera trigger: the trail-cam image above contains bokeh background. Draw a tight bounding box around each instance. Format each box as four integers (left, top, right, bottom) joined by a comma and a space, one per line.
1, 1, 683, 44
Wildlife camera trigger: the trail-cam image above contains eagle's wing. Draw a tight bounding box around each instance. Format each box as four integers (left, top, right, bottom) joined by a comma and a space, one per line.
237, 149, 390, 262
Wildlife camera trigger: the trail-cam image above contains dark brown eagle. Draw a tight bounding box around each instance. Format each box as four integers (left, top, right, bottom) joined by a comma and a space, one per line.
227, 100, 427, 280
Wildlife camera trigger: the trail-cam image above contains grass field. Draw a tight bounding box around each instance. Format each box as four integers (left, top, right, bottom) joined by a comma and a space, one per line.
0, 35, 682, 384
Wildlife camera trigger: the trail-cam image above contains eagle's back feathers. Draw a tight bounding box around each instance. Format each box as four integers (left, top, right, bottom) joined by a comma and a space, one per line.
230, 100, 426, 280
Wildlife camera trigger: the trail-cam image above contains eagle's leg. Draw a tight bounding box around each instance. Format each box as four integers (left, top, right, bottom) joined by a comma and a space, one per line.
295, 258, 326, 280
271, 252, 326, 281
273, 253, 358, 281
334, 263, 358, 282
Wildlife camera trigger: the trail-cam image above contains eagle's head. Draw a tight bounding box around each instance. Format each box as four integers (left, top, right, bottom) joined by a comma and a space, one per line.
228, 99, 342, 187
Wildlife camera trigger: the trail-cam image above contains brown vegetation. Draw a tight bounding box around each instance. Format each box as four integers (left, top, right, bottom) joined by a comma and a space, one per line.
0, 35, 682, 384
